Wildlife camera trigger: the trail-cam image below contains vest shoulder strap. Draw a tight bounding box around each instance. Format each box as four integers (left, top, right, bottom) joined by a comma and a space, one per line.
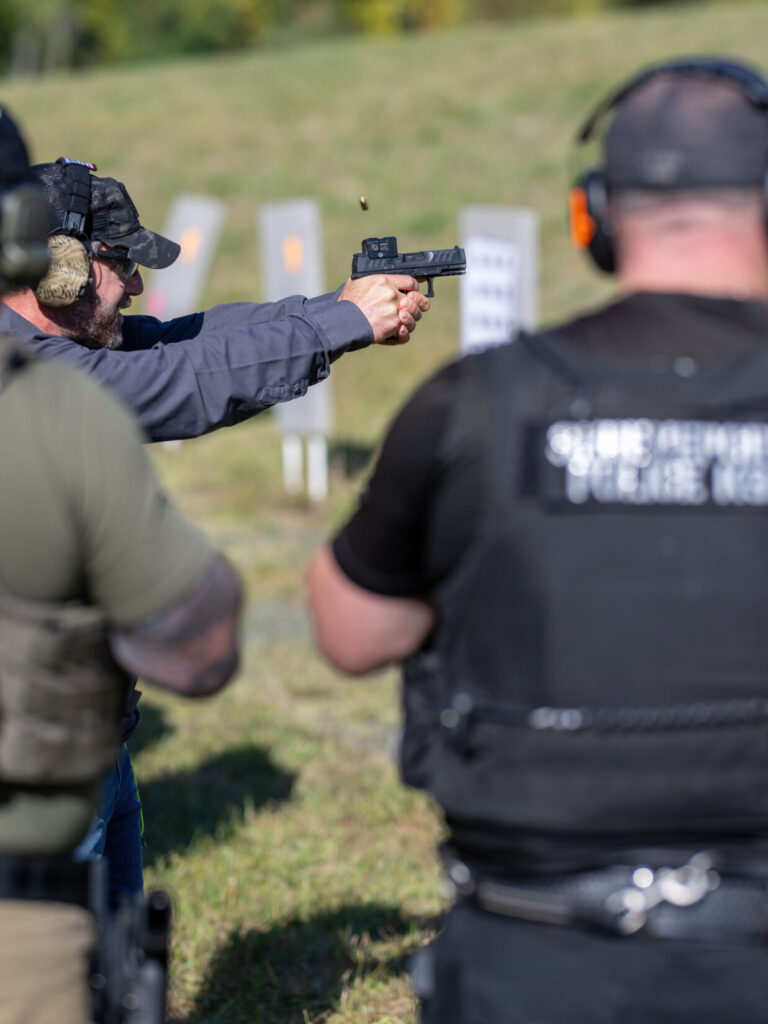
515, 326, 768, 418
470, 334, 572, 527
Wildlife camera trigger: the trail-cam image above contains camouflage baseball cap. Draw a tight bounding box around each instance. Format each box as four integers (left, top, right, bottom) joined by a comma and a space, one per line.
89, 175, 179, 269
31, 161, 180, 270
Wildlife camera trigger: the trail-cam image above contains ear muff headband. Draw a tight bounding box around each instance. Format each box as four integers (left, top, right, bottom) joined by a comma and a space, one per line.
0, 108, 50, 292
35, 158, 96, 308
0, 182, 51, 291
569, 57, 768, 274
576, 57, 768, 147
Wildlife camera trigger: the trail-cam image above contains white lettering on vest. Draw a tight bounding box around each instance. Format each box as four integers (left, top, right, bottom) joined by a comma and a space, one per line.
545, 419, 768, 506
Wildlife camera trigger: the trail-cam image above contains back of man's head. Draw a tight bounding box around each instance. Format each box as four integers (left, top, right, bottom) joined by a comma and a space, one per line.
604, 68, 768, 194
595, 60, 768, 295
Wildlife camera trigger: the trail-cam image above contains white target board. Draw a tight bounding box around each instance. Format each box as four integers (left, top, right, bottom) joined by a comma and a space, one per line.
259, 198, 332, 500
143, 194, 225, 320
459, 206, 539, 354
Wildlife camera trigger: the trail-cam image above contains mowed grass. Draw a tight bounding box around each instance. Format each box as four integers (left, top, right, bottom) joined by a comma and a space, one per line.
2, 3, 767, 1020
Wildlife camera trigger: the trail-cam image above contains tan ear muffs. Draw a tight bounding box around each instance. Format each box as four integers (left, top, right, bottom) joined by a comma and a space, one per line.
34, 234, 90, 307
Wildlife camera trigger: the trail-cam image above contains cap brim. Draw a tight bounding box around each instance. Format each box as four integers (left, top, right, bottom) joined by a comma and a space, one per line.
120, 226, 180, 269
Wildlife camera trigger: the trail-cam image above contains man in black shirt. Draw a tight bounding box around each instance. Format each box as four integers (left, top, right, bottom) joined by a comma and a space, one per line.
307, 57, 768, 1022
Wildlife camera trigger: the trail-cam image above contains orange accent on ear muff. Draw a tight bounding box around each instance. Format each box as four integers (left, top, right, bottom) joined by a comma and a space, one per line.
569, 187, 596, 249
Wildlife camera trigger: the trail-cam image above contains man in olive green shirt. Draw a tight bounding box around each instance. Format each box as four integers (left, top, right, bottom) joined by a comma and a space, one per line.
0, 110, 243, 1024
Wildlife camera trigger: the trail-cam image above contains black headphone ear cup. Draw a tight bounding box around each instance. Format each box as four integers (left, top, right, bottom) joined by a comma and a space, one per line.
0, 184, 51, 290
34, 234, 90, 307
569, 169, 615, 274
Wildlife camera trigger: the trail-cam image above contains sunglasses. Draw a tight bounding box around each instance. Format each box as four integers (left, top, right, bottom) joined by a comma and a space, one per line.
92, 248, 140, 281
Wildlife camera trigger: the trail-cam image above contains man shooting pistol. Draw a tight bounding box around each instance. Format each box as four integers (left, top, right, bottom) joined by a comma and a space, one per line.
352, 236, 466, 297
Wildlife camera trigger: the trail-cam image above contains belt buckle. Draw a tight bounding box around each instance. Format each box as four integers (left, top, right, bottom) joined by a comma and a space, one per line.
605, 851, 721, 936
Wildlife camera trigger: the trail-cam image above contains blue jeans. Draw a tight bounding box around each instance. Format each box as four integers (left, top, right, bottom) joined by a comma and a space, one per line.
73, 745, 144, 911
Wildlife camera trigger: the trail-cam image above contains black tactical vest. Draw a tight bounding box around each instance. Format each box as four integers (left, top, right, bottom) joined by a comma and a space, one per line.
0, 336, 127, 786
423, 330, 768, 852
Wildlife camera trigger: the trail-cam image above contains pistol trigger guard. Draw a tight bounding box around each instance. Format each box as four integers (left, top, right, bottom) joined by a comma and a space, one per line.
425, 278, 435, 298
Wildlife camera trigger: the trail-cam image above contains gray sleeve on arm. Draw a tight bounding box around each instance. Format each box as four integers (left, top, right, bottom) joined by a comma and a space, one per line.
32, 296, 373, 442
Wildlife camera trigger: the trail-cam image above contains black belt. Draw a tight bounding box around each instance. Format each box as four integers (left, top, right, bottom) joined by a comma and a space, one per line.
0, 853, 104, 911
444, 853, 768, 943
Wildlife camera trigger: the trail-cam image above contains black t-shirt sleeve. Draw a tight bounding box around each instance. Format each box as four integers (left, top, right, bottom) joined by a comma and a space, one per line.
332, 358, 483, 596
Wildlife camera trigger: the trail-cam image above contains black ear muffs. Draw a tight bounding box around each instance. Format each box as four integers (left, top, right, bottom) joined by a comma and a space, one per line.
0, 108, 50, 292
34, 158, 95, 307
0, 182, 51, 291
570, 56, 768, 274
569, 168, 615, 274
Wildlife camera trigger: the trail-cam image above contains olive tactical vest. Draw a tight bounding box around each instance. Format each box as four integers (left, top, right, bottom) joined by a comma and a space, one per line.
423, 332, 768, 846
0, 335, 127, 785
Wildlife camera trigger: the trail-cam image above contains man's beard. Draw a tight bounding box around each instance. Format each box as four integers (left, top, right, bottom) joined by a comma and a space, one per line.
49, 284, 128, 350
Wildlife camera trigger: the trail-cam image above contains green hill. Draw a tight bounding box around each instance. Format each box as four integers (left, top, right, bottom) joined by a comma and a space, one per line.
5, 1, 766, 464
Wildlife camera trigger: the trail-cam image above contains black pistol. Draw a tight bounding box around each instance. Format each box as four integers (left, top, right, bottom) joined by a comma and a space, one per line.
351, 236, 466, 297
94, 889, 171, 1024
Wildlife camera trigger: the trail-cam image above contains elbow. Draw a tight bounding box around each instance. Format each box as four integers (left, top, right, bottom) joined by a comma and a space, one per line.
168, 604, 243, 697
316, 641, 382, 677
109, 557, 244, 698
174, 647, 242, 697
306, 544, 397, 675
311, 621, 391, 676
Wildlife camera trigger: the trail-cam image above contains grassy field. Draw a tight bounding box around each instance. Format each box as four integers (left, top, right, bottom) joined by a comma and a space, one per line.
2, 3, 767, 1020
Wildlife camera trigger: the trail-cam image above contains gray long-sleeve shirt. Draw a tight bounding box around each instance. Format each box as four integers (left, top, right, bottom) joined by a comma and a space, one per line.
0, 291, 372, 441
